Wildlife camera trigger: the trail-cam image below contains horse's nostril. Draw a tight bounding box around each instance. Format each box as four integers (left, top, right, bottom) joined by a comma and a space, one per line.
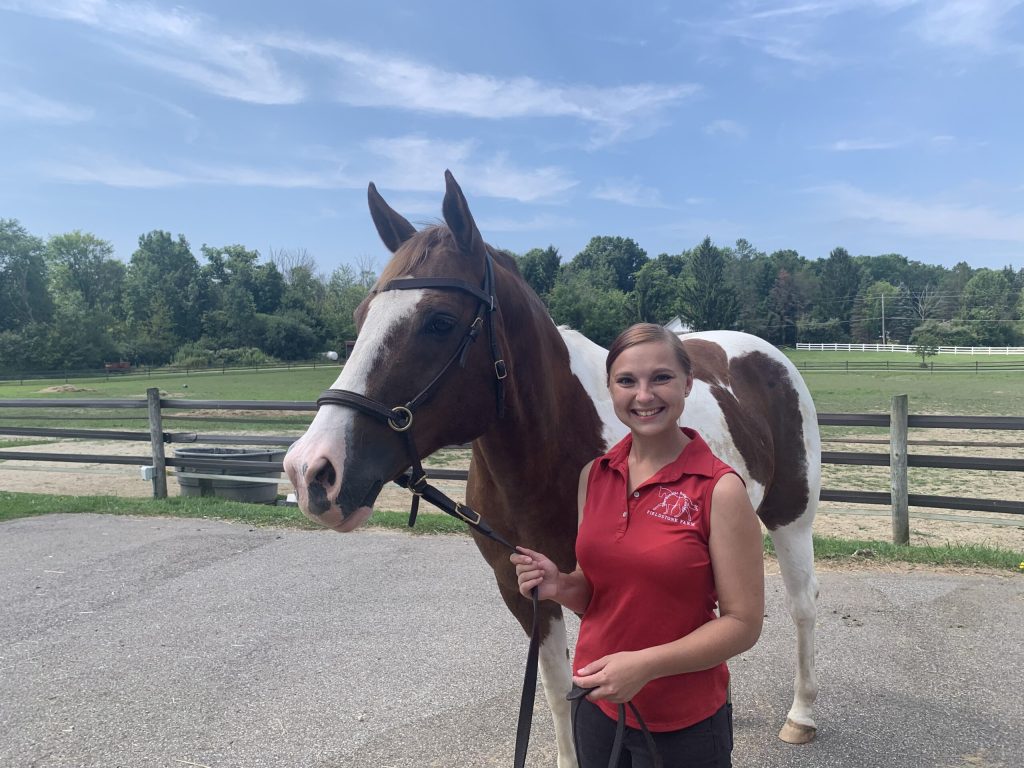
316, 461, 337, 488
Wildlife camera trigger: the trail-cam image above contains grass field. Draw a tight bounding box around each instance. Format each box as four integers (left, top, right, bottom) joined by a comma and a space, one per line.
2, 351, 1022, 421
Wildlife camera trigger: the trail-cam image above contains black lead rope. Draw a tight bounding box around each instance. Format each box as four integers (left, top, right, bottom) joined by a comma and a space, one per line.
568, 685, 663, 768
395, 471, 660, 768
394, 470, 539, 768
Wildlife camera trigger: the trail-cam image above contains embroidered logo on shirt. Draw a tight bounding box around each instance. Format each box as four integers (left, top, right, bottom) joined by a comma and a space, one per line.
646, 487, 699, 525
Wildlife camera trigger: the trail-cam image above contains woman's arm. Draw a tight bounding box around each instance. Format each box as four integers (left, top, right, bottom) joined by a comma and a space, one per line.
572, 472, 765, 703
510, 461, 595, 614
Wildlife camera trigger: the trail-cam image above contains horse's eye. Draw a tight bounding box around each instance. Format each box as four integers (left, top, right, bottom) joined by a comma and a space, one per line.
426, 314, 456, 335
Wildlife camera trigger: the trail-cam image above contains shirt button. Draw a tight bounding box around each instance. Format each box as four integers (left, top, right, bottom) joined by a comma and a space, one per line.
633, 491, 640, 498
622, 510, 627, 517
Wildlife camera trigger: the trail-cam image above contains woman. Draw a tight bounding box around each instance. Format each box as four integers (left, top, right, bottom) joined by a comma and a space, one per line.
511, 323, 765, 767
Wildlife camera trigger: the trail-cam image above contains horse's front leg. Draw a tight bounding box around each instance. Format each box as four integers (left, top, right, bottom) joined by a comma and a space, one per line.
537, 607, 577, 768
497, 582, 578, 768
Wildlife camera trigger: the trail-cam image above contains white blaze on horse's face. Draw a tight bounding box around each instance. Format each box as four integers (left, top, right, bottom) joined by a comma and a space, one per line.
283, 288, 425, 531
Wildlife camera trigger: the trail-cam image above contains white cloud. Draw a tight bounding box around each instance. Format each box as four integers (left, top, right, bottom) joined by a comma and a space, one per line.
44, 157, 188, 188
364, 137, 577, 203
707, 0, 1024, 66
3, 2, 698, 137
917, 0, 1024, 55
0, 88, 93, 123
40, 137, 576, 203
704, 119, 748, 138
591, 178, 665, 207
264, 33, 698, 144
4, 0, 304, 104
814, 182, 1024, 242
827, 138, 902, 151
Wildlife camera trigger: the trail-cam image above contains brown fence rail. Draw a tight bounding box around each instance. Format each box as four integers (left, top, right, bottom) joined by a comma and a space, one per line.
1, 390, 1021, 542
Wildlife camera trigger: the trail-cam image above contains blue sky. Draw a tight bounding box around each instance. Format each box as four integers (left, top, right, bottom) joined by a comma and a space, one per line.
2, 0, 1023, 276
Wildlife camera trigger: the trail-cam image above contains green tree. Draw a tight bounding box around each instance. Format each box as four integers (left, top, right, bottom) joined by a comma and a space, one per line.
959, 269, 1019, 345
677, 237, 738, 331
909, 321, 943, 364
322, 262, 376, 349
632, 257, 684, 324
569, 236, 648, 293
727, 239, 774, 337
547, 266, 631, 346
813, 247, 863, 339
45, 231, 124, 313
851, 280, 901, 343
766, 269, 803, 346
0, 219, 52, 332
123, 231, 202, 360
516, 246, 561, 297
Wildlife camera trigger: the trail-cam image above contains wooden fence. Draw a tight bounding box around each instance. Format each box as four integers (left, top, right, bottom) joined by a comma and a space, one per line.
1, 390, 1022, 545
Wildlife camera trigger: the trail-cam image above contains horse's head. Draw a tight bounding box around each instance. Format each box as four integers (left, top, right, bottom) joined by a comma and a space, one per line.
284, 171, 509, 531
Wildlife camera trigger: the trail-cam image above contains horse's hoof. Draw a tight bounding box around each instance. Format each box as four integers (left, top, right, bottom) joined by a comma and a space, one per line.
778, 718, 816, 744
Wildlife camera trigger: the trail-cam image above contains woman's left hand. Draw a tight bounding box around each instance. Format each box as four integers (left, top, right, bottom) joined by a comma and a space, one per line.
572, 652, 651, 704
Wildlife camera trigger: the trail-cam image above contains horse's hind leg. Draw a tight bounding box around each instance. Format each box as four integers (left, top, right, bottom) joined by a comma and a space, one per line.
769, 519, 819, 743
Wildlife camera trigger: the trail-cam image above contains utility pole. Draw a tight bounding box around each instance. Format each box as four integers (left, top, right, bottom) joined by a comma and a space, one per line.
881, 293, 886, 347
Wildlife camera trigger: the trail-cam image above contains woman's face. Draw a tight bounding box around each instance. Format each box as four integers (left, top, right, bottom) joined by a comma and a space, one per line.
608, 341, 692, 438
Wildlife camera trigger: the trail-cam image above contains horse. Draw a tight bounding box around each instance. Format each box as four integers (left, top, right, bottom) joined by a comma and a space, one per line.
283, 171, 821, 766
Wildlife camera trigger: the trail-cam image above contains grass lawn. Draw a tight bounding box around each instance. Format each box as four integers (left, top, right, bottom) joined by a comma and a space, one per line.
3, 491, 1021, 571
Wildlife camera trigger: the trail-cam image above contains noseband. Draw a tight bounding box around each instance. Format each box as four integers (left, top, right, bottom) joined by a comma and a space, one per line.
315, 249, 508, 526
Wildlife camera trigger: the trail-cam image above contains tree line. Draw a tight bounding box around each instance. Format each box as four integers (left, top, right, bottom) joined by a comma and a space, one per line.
2, 217, 1022, 374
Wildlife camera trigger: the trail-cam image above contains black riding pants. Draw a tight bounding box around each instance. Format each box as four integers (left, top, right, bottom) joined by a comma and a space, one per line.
571, 697, 733, 768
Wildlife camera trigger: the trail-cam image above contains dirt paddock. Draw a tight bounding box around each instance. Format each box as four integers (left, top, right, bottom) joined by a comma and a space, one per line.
1, 437, 1022, 553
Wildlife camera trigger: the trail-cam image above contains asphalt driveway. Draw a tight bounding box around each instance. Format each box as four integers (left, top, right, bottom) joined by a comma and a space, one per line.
1, 514, 1021, 767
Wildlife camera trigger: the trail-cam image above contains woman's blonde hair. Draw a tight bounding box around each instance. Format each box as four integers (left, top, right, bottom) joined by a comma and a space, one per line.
606, 323, 692, 380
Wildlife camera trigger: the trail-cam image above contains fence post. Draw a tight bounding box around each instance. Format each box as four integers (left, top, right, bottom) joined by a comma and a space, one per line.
890, 394, 909, 545
147, 387, 168, 499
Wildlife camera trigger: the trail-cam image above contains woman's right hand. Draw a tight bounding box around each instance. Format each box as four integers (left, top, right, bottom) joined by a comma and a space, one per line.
510, 546, 559, 600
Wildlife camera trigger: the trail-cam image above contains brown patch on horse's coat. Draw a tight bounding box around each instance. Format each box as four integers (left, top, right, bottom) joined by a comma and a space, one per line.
685, 339, 731, 387
685, 341, 810, 530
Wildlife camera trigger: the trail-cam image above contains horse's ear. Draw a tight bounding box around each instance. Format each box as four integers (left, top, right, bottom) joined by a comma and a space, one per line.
442, 170, 484, 257
368, 182, 416, 253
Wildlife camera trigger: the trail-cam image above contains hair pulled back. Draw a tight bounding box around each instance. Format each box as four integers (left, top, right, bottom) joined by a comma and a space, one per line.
605, 323, 692, 381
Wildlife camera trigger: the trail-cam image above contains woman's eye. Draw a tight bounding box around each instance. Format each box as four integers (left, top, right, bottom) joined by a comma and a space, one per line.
427, 315, 456, 334
615, 377, 635, 386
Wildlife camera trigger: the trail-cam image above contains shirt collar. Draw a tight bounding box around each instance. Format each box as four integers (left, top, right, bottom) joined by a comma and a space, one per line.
600, 428, 717, 485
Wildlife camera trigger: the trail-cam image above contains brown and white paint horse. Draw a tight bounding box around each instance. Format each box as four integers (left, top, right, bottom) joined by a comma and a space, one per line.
284, 172, 821, 765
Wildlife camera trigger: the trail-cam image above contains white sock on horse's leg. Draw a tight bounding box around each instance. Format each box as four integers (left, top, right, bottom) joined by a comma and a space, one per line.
538, 612, 579, 768
770, 521, 819, 743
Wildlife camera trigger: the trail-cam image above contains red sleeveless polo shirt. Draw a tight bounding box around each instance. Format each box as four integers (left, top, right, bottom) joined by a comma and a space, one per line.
574, 428, 737, 732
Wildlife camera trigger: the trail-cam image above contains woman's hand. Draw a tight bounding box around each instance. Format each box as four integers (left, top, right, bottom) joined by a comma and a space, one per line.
572, 652, 652, 704
510, 546, 559, 601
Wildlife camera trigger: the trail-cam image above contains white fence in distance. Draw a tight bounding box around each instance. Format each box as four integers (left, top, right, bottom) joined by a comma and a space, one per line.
796, 343, 1024, 355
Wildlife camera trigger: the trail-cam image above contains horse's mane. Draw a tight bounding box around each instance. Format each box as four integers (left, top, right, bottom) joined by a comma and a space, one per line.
375, 224, 525, 287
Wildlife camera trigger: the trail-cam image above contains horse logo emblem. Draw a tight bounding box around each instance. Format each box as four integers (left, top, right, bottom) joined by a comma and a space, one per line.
647, 487, 699, 525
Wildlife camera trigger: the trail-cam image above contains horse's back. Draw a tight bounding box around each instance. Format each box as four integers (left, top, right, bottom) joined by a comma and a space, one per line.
681, 331, 820, 529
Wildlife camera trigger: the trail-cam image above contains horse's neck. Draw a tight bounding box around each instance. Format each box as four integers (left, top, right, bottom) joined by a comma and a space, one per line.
472, 322, 612, 488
